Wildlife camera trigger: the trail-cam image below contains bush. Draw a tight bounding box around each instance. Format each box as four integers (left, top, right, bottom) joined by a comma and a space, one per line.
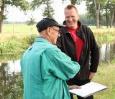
0, 34, 37, 61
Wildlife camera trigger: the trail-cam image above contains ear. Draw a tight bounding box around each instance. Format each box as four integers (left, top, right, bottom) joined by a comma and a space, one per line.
46, 27, 51, 36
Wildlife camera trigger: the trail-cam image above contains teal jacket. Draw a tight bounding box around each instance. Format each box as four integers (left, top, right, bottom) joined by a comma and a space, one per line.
20, 37, 80, 99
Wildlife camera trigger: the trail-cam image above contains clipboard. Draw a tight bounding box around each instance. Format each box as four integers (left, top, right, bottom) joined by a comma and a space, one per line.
69, 82, 107, 98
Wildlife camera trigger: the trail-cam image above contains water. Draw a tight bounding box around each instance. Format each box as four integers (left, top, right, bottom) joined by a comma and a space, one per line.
0, 43, 115, 74
0, 60, 21, 74
0, 60, 22, 99
100, 43, 115, 62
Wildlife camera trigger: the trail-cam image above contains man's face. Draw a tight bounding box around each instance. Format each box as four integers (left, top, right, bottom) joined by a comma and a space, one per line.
64, 8, 79, 29
48, 26, 60, 44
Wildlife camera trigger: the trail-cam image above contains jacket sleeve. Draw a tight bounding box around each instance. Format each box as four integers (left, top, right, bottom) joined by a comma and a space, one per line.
56, 27, 65, 50
88, 27, 100, 72
44, 47, 80, 80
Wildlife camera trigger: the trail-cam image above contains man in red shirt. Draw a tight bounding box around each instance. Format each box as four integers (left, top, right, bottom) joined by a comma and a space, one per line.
57, 4, 99, 99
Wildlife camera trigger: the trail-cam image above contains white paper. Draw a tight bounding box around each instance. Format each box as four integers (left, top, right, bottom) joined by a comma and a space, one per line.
69, 82, 107, 98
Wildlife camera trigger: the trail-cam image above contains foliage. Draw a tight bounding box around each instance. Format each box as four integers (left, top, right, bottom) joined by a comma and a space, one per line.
0, 37, 22, 53
27, 17, 36, 25
62, 0, 82, 5
92, 28, 115, 44
0, 63, 23, 99
0, 24, 115, 61
5, 0, 29, 11
0, 33, 37, 61
31, 0, 46, 9
31, 0, 54, 18
85, 0, 115, 27
80, 14, 96, 25
0, 0, 30, 32
42, 0, 54, 18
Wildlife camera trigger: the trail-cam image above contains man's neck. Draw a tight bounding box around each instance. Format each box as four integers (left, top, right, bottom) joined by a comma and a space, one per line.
40, 34, 54, 45
67, 23, 78, 29
67, 24, 78, 30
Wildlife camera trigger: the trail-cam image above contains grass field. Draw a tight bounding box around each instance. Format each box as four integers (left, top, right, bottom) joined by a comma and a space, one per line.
1, 24, 115, 44
92, 27, 115, 44
0, 24, 115, 99
0, 24, 37, 42
73, 61, 115, 99
2, 23, 37, 34
93, 60, 115, 99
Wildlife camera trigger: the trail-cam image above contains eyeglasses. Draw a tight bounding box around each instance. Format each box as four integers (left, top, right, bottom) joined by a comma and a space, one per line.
51, 27, 60, 37
52, 27, 60, 33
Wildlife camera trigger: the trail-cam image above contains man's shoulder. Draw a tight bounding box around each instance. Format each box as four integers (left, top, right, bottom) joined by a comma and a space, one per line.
78, 21, 89, 30
60, 26, 67, 33
80, 24, 89, 30
44, 45, 61, 56
79, 24, 93, 34
45, 43, 59, 51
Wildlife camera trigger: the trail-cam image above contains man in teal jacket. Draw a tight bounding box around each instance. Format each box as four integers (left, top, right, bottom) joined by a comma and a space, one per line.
20, 18, 80, 99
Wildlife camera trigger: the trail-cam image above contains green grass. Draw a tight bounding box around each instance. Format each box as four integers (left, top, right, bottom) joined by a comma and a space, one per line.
89, 26, 115, 44
2, 23, 37, 34
0, 34, 37, 61
73, 61, 115, 99
1, 24, 115, 44
0, 24, 38, 43
93, 62, 115, 99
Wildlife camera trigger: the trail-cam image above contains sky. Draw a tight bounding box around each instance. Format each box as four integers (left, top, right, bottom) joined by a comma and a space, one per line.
5, 0, 87, 24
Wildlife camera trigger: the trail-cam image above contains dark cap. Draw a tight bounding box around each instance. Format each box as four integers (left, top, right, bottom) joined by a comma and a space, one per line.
36, 18, 61, 32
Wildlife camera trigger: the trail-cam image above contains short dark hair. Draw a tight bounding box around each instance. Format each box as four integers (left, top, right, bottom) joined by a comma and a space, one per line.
36, 18, 61, 32
65, 4, 78, 12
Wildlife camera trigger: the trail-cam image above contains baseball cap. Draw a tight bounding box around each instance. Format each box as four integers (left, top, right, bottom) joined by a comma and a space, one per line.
36, 18, 62, 32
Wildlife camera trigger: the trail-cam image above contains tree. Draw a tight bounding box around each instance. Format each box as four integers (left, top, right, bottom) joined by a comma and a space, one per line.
105, 0, 115, 27
0, 62, 8, 99
0, 0, 29, 33
62, 0, 82, 5
42, 0, 54, 18
27, 17, 36, 25
86, 0, 107, 28
31, 0, 46, 9
93, 0, 101, 28
86, 0, 115, 28
0, 62, 23, 99
31, 0, 54, 18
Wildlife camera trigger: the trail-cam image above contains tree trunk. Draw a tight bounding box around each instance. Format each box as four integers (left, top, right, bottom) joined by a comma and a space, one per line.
96, 3, 100, 28
0, 0, 4, 33
105, 7, 109, 28
110, 10, 114, 27
0, 16, 3, 33
47, 0, 50, 18
94, 0, 100, 28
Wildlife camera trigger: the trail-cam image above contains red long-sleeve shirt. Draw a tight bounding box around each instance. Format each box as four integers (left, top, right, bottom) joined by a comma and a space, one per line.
67, 27, 84, 61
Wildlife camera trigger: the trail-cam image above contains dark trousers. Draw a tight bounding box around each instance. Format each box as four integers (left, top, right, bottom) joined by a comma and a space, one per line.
70, 79, 93, 99
70, 93, 93, 99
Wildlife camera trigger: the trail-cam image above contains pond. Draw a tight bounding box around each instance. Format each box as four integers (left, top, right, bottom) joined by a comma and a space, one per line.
100, 43, 115, 62
0, 60, 21, 74
0, 61, 22, 99
0, 43, 115, 74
